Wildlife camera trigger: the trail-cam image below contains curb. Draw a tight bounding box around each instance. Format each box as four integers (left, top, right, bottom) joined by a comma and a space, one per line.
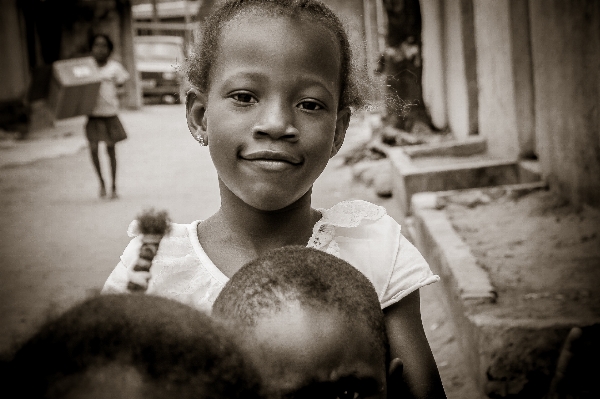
411, 192, 497, 303
0, 135, 87, 169
0, 114, 87, 169
409, 188, 600, 397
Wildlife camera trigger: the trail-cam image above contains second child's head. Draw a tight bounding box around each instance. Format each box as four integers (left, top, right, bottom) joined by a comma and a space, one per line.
186, 0, 364, 211
213, 246, 390, 399
5, 294, 264, 399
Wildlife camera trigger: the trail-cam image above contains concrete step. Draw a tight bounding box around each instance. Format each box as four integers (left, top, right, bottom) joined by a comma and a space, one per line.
380, 139, 542, 215
402, 135, 487, 158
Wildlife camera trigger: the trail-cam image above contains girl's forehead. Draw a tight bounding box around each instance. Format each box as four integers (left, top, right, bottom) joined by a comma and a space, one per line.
220, 12, 340, 60
214, 13, 342, 80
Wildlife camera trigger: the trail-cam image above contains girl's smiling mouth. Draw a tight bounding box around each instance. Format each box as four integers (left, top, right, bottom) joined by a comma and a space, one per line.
241, 151, 303, 170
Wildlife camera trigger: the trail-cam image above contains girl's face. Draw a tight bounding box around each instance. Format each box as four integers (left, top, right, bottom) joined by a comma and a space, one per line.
198, 13, 350, 211
91, 36, 110, 64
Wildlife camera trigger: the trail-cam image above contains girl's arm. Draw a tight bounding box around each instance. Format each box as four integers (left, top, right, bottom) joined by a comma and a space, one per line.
384, 289, 447, 399
112, 61, 130, 86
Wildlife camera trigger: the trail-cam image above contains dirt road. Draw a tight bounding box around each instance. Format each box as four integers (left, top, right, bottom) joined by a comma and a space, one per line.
0, 104, 482, 398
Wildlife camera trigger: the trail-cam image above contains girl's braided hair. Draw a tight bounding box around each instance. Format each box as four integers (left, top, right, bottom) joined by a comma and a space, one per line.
186, 0, 366, 110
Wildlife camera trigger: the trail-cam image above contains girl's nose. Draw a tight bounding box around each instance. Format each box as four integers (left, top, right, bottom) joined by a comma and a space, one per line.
252, 101, 299, 141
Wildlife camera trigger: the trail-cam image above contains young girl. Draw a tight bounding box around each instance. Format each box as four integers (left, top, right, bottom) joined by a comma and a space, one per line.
103, 1, 445, 397
87, 34, 129, 199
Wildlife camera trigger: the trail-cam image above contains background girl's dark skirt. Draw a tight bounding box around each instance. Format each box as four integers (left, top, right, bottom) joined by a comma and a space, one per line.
86, 116, 127, 144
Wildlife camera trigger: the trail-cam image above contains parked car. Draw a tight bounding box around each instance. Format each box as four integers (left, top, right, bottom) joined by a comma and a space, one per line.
134, 35, 186, 104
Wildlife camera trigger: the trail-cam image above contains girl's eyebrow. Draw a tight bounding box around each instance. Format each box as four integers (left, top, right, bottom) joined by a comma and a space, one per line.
220, 70, 336, 99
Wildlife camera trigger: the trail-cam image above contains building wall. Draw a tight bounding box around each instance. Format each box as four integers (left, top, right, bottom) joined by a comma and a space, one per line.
362, 0, 382, 85
0, 1, 30, 103
420, 0, 447, 130
443, 0, 478, 139
472, 0, 531, 160
529, 0, 600, 207
419, 0, 599, 207
509, 0, 536, 158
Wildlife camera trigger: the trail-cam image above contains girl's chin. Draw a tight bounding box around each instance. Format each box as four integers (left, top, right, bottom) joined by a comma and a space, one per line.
243, 199, 305, 213
240, 192, 311, 213
219, 179, 313, 213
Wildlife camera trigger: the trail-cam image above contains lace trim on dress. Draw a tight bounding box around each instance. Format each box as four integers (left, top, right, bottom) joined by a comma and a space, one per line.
307, 200, 387, 257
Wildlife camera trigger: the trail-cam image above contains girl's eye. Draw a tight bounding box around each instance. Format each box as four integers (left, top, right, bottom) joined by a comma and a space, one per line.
298, 101, 324, 111
230, 93, 257, 104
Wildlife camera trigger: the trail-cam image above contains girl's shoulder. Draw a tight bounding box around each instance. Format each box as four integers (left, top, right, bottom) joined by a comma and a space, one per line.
104, 220, 225, 313
310, 200, 396, 252
310, 200, 438, 307
121, 220, 195, 268
308, 200, 400, 257
316, 199, 388, 228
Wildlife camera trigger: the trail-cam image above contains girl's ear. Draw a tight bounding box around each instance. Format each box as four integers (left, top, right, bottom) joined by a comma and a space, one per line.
330, 107, 351, 158
186, 88, 208, 135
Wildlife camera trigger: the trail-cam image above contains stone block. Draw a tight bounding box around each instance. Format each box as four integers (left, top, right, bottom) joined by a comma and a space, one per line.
403, 136, 487, 158
518, 160, 541, 184
389, 147, 520, 215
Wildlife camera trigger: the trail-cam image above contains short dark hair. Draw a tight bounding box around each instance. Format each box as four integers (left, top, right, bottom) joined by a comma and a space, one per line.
90, 33, 114, 54
4, 294, 264, 399
186, 0, 365, 110
212, 246, 388, 355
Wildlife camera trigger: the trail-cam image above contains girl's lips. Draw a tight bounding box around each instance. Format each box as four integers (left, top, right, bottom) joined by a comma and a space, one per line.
241, 150, 303, 165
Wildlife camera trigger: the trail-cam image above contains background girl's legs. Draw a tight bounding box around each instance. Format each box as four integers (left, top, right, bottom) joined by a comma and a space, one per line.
106, 144, 117, 199
88, 141, 106, 197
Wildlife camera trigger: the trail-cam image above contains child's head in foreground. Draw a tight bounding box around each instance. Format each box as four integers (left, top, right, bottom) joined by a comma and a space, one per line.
212, 246, 390, 399
5, 294, 264, 399
185, 0, 367, 211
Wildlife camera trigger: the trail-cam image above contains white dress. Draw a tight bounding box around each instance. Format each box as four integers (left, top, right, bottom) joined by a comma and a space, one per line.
102, 200, 439, 313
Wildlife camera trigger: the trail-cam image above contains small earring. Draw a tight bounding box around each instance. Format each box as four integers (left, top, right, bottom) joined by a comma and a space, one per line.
193, 131, 206, 146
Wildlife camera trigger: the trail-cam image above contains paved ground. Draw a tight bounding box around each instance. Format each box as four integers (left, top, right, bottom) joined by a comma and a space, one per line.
0, 104, 483, 398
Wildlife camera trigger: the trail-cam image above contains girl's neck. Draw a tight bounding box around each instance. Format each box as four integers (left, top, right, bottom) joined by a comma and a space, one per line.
212, 186, 320, 251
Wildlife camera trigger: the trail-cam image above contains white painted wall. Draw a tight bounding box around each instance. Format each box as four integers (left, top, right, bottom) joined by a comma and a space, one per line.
420, 0, 447, 130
